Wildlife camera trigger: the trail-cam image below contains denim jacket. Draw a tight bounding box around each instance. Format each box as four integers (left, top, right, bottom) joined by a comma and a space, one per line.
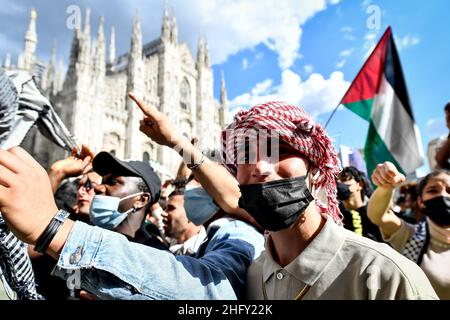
52, 219, 264, 300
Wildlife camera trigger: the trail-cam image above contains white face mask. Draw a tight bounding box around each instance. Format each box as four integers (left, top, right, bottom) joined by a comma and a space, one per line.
89, 192, 143, 230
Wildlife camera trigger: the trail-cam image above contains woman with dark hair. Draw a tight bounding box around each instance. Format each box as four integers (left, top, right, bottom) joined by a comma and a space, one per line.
368, 162, 450, 299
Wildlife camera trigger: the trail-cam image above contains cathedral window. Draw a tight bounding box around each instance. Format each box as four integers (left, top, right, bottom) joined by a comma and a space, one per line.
103, 132, 121, 157
180, 78, 190, 111
180, 119, 193, 139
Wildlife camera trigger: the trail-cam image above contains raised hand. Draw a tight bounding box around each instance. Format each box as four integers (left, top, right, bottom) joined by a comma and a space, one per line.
128, 92, 186, 149
50, 144, 94, 178
48, 144, 95, 192
0, 147, 60, 244
371, 161, 406, 189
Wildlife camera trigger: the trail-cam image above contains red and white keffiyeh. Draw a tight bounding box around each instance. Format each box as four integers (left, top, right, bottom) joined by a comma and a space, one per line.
220, 101, 343, 225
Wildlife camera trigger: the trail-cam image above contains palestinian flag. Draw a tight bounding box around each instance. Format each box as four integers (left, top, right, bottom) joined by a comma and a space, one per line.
341, 26, 424, 177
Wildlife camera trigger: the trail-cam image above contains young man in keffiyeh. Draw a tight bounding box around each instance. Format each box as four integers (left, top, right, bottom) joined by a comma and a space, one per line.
219, 101, 437, 300
127, 96, 438, 299
0, 94, 439, 300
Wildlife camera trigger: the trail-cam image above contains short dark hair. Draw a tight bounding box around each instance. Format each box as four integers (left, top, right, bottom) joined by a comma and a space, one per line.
133, 177, 153, 220
399, 182, 418, 201
339, 167, 374, 200
417, 169, 450, 196
339, 166, 363, 183
54, 179, 80, 214
445, 101, 450, 112
395, 195, 406, 206
136, 177, 150, 194
169, 188, 185, 198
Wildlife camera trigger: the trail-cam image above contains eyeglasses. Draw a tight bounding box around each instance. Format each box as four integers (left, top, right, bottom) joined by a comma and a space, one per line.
78, 178, 98, 193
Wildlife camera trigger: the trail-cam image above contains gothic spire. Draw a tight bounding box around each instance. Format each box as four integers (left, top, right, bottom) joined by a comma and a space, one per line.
49, 40, 56, 68
25, 7, 37, 43
170, 5, 178, 44
83, 7, 91, 36
161, 0, 170, 41
3, 53, 11, 68
204, 39, 210, 67
80, 8, 91, 64
109, 26, 116, 64
130, 10, 142, 59
56, 58, 65, 92
197, 37, 204, 66
67, 29, 79, 73
48, 40, 56, 77
22, 7, 38, 70
93, 16, 105, 74
97, 16, 105, 43
220, 70, 227, 105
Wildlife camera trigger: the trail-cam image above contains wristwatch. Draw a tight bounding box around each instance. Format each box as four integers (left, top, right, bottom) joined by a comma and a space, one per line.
34, 210, 71, 254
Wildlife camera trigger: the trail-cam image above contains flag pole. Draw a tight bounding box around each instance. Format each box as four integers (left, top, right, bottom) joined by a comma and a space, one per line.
323, 26, 392, 129
323, 100, 343, 129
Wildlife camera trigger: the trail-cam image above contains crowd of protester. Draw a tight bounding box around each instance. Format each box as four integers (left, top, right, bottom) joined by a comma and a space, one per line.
0, 90, 449, 300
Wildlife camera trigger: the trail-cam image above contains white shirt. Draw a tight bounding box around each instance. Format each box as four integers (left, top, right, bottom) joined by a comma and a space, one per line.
169, 226, 207, 256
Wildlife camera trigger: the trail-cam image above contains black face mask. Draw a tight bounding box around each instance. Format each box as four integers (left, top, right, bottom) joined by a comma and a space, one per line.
423, 196, 450, 226
238, 176, 314, 232
337, 183, 352, 201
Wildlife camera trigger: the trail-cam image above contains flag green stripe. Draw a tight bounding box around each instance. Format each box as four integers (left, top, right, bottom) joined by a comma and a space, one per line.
364, 120, 405, 179
370, 74, 424, 174
343, 99, 374, 122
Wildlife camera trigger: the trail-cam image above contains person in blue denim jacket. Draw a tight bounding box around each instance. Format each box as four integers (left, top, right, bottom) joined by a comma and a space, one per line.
0, 95, 265, 300
0, 148, 264, 299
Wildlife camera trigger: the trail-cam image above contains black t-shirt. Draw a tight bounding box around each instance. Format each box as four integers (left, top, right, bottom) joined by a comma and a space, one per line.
127, 224, 170, 252
31, 255, 71, 300
341, 204, 383, 242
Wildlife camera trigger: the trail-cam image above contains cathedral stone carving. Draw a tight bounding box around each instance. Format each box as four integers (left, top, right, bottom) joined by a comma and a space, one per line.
4, 5, 229, 178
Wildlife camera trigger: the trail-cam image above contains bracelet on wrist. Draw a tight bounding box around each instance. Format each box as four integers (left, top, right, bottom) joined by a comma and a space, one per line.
34, 210, 71, 254
186, 152, 205, 171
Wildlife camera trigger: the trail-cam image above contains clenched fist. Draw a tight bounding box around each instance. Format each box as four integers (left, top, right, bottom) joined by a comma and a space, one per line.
371, 161, 406, 189
0, 147, 59, 244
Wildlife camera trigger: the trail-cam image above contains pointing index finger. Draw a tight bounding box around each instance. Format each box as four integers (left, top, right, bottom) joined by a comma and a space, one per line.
128, 92, 160, 120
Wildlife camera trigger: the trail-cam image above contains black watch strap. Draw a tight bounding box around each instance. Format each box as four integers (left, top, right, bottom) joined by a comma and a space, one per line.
34, 210, 71, 254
